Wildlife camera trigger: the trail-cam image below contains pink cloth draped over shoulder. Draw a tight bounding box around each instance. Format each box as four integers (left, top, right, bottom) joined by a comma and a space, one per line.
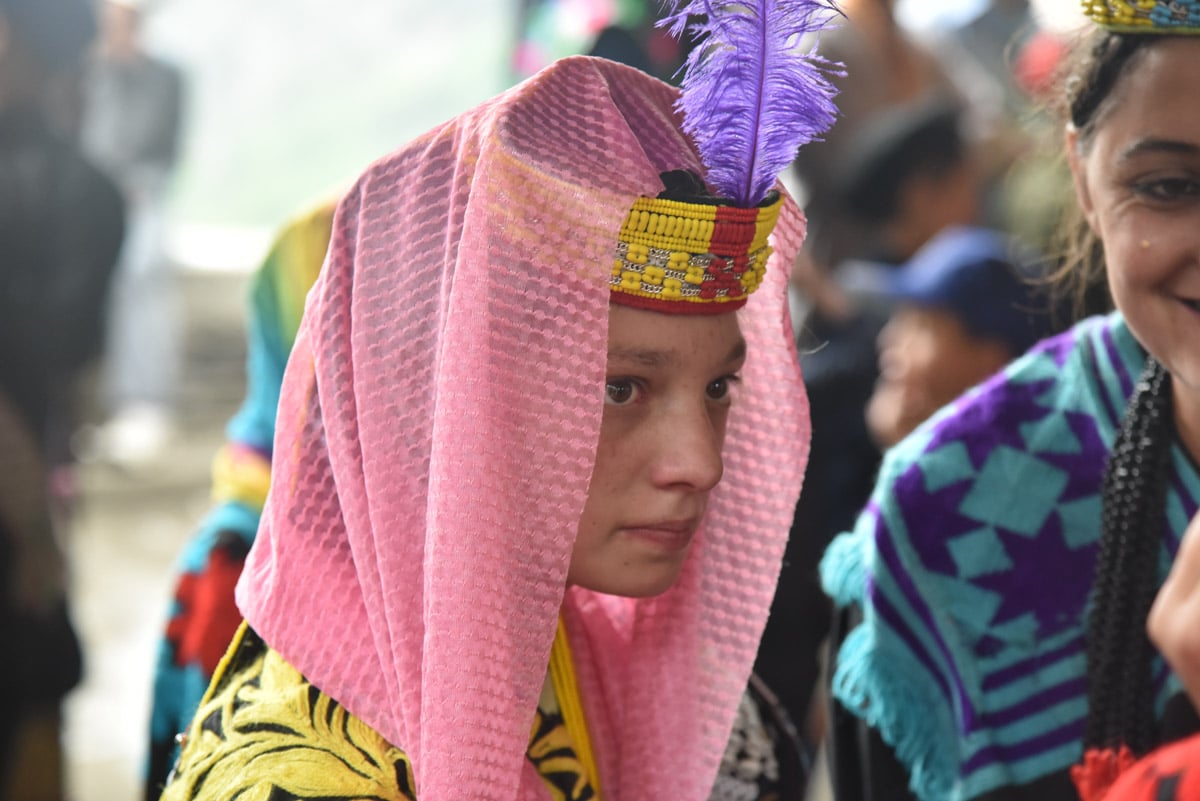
236, 56, 811, 801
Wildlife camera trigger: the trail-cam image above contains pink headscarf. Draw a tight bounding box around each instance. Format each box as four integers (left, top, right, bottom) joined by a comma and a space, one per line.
236, 56, 810, 801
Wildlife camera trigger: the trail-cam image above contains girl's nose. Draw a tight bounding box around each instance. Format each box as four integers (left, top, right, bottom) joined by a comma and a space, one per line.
649, 403, 725, 492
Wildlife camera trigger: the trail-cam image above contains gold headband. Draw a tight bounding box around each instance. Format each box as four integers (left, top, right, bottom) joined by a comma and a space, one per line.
609, 194, 783, 315
1082, 0, 1200, 33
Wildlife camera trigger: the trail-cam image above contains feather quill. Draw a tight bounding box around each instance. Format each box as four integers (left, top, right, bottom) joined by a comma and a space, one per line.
658, 0, 843, 206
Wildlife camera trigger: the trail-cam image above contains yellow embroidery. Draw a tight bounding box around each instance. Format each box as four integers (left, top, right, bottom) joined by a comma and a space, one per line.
529, 706, 595, 801
610, 195, 782, 306
162, 624, 595, 801
162, 626, 415, 800
549, 617, 602, 799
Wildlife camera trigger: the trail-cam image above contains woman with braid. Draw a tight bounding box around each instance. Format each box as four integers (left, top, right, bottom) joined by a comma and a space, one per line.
821, 3, 1200, 800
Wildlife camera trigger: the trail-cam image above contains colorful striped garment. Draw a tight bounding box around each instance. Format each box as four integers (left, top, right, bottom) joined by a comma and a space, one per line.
821, 311, 1200, 801
145, 200, 334, 798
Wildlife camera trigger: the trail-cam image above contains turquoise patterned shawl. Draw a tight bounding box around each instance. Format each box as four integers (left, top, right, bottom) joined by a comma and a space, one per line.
821, 312, 1200, 800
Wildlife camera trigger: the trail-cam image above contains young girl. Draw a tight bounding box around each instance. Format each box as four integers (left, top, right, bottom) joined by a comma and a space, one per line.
156, 4, 840, 797
822, 4, 1200, 800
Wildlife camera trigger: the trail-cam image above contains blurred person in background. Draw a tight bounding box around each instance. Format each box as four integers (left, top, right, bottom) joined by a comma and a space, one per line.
143, 198, 335, 800
924, 0, 1041, 220
512, 0, 687, 83
82, 0, 186, 466
756, 99, 983, 748
789, 0, 964, 276
865, 226, 1060, 450
0, 0, 126, 796
827, 227, 1064, 800
939, 0, 1037, 116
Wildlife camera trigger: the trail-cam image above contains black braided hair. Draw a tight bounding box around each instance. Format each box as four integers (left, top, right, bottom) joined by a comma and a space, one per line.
1084, 357, 1173, 755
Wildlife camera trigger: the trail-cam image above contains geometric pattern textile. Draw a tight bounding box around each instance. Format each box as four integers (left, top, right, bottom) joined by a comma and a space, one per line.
235, 56, 811, 801
822, 312, 1200, 801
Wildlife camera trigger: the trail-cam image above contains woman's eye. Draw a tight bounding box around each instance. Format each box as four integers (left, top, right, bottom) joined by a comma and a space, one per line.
706, 375, 740, 403
605, 380, 639, 406
1134, 176, 1200, 203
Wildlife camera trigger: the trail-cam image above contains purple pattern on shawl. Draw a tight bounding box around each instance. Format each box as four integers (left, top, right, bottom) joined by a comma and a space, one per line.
971, 516, 1099, 637
1101, 324, 1136, 402
1041, 410, 1111, 503
981, 636, 1084, 692
870, 509, 975, 730
961, 717, 1086, 774
871, 322, 1115, 739
1043, 327, 1079, 368
976, 676, 1086, 729
891, 468, 977, 577
895, 325, 1113, 639
925, 377, 1058, 471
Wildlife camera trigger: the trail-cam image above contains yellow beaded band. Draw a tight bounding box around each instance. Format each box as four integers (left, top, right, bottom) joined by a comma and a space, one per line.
1082, 0, 1200, 33
609, 194, 783, 314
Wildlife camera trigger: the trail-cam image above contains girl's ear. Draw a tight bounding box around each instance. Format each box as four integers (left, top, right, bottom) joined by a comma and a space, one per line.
1065, 124, 1098, 234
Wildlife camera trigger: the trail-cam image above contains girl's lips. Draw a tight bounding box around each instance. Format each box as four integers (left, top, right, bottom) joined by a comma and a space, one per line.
620, 522, 696, 551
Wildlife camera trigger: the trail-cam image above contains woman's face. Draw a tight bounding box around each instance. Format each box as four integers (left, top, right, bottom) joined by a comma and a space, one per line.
568, 304, 745, 598
1069, 38, 1200, 394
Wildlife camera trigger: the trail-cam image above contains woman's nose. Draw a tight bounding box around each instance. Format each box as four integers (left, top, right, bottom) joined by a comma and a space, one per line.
649, 403, 725, 492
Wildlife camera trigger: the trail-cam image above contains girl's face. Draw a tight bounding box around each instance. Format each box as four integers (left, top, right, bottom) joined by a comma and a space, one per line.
567, 305, 745, 598
1069, 38, 1200, 397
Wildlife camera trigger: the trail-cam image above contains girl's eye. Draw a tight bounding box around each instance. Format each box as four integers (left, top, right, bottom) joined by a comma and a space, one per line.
1134, 176, 1200, 203
605, 379, 640, 406
706, 375, 741, 403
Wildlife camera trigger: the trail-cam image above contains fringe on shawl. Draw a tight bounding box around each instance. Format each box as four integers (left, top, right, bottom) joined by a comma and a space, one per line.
828, 609, 960, 801
820, 529, 867, 608
822, 525, 959, 801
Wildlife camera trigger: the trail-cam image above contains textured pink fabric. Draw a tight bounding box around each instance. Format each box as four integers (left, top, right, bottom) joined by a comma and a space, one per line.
236, 56, 810, 801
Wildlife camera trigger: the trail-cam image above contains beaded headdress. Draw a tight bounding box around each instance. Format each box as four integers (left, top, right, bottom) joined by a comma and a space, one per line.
609, 0, 839, 314
1082, 0, 1200, 33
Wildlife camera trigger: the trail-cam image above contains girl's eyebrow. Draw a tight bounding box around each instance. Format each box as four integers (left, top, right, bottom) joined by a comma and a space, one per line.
1119, 137, 1200, 163
607, 339, 747, 368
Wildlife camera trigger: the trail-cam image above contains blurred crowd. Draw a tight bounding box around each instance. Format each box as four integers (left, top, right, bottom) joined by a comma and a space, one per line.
1, 0, 1183, 799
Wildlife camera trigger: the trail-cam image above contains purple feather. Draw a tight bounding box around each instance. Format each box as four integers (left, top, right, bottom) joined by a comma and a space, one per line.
659, 0, 843, 206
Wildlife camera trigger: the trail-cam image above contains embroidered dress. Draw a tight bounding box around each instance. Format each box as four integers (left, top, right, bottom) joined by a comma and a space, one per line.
162, 624, 788, 801
822, 311, 1200, 801
162, 624, 594, 801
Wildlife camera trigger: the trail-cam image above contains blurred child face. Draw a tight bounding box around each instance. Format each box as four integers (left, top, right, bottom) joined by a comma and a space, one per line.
567, 305, 745, 598
866, 305, 1011, 448
102, 2, 140, 56
1069, 38, 1200, 405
